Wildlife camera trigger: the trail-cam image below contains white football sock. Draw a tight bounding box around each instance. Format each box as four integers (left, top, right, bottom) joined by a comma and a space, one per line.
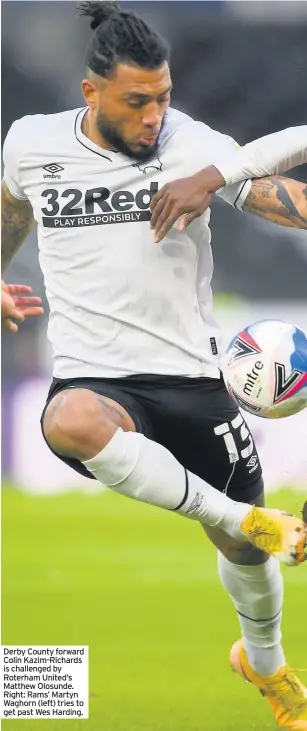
218, 552, 285, 675
82, 427, 251, 539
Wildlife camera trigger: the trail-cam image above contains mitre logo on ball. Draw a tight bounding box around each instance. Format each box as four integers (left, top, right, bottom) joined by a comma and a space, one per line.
223, 320, 307, 419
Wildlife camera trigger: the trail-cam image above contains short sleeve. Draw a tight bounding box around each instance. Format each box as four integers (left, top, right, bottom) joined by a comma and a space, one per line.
184, 121, 252, 210
2, 120, 28, 200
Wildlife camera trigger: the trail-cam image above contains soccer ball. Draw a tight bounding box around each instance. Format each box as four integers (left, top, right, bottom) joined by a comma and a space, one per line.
223, 319, 307, 418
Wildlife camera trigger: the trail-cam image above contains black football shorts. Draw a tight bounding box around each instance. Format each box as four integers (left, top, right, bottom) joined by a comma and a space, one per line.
41, 373, 263, 503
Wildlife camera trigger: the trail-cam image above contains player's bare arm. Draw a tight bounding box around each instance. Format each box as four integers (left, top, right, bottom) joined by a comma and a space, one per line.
1, 182, 43, 331
151, 172, 307, 242
1, 180, 36, 274
242, 176, 307, 229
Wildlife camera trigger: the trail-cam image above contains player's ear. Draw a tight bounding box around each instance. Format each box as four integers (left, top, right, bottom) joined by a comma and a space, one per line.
81, 79, 98, 109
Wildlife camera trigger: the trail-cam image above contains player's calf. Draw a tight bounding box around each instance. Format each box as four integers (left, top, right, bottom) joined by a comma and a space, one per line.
203, 488, 267, 566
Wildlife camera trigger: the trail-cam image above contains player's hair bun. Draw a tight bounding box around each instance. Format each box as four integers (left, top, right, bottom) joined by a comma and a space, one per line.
77, 1, 120, 31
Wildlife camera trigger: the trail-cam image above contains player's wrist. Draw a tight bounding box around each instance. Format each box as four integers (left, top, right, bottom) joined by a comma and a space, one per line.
194, 165, 226, 193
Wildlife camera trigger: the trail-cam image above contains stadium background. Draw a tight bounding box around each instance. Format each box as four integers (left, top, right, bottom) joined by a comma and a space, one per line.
1, 2, 307, 729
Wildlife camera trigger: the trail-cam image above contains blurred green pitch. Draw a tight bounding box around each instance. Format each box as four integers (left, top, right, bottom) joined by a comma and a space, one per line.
2, 486, 306, 731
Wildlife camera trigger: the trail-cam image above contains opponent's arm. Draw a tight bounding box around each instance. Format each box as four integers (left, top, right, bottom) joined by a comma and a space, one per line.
1, 180, 36, 274
242, 176, 307, 229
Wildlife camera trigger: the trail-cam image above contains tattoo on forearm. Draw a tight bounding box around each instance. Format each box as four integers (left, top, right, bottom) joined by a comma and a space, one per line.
275, 180, 306, 224
1, 181, 35, 273
242, 176, 307, 229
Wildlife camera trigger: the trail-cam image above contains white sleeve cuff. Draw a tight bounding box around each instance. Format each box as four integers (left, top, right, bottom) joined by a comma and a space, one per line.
233, 179, 252, 210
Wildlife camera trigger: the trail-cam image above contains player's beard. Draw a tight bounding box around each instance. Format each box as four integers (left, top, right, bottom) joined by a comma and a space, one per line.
95, 113, 166, 162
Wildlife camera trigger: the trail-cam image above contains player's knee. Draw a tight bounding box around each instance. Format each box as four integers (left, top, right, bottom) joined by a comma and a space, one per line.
42, 388, 122, 460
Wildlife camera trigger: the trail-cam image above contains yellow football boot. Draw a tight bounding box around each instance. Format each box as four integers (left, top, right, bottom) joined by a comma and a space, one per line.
230, 639, 307, 730
240, 503, 307, 566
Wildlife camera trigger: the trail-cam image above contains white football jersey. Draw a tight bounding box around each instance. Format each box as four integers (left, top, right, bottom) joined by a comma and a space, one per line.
3, 106, 250, 379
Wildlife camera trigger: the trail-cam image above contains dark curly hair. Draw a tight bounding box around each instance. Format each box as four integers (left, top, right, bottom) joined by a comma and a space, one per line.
77, 2, 170, 78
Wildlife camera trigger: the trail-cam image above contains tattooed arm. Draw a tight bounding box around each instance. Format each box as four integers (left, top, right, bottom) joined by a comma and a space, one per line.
1, 182, 42, 331
1, 180, 36, 274
242, 176, 307, 229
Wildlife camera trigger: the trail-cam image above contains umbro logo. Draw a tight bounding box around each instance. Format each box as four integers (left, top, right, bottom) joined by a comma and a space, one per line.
246, 455, 259, 474
43, 163, 64, 179
186, 491, 203, 515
